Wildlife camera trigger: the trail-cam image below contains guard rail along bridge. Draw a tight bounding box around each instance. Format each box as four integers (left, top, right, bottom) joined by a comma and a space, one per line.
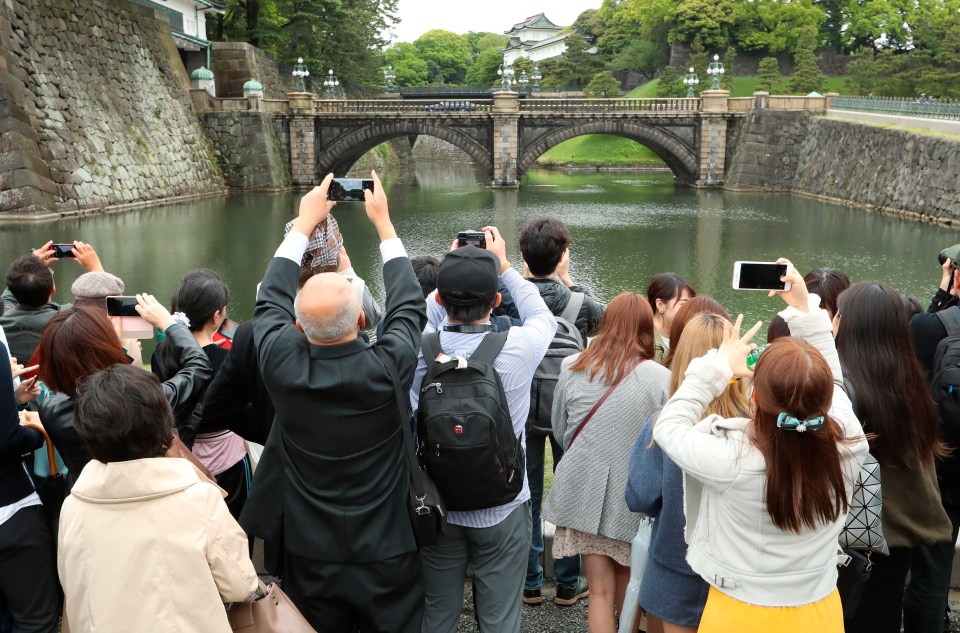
192, 90, 837, 189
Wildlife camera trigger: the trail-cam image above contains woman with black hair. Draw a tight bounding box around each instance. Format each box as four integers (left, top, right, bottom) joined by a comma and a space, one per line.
152, 269, 250, 519
835, 282, 952, 632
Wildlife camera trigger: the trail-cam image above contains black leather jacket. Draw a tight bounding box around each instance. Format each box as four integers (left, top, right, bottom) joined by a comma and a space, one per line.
40, 325, 212, 487
525, 278, 605, 340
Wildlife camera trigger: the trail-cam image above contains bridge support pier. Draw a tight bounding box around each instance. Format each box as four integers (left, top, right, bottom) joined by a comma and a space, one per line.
288, 92, 317, 186
491, 92, 520, 189
696, 90, 730, 187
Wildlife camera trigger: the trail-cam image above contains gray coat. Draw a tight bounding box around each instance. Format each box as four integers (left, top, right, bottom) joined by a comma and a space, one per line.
543, 353, 670, 543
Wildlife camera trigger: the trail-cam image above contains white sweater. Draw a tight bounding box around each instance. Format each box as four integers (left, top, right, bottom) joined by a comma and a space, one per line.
652, 300, 868, 607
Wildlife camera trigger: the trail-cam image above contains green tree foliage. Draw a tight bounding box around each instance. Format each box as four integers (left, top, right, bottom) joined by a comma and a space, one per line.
537, 58, 563, 88
570, 9, 607, 40
414, 30, 472, 84
511, 56, 535, 79
757, 56, 781, 92
552, 33, 603, 86
672, 0, 735, 49
585, 71, 624, 97
686, 37, 709, 79
788, 28, 825, 93
613, 40, 668, 80
464, 48, 504, 86
384, 43, 429, 87
721, 45, 736, 89
655, 66, 686, 97
731, 0, 825, 53
466, 32, 508, 58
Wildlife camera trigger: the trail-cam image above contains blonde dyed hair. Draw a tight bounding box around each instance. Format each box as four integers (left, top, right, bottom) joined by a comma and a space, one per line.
667, 312, 751, 418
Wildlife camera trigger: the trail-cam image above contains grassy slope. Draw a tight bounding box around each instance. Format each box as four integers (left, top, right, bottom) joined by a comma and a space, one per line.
536, 76, 848, 167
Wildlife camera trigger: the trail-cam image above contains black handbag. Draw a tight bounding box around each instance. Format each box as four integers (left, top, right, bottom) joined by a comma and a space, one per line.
837, 546, 872, 620
374, 348, 447, 548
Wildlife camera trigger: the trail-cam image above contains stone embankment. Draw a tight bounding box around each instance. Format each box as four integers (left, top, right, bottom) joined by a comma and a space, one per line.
725, 110, 960, 225
0, 0, 224, 219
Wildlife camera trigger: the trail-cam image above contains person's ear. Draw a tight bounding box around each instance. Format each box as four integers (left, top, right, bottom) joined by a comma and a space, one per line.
655, 298, 664, 314
358, 310, 366, 330
434, 293, 443, 305
953, 268, 960, 296
751, 389, 758, 404
493, 292, 502, 308
50, 283, 56, 299
295, 320, 304, 333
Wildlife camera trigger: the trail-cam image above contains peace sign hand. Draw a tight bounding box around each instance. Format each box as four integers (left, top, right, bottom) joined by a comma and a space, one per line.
716, 314, 763, 377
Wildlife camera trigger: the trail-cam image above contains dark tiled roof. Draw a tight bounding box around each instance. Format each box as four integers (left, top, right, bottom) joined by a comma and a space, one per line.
506, 13, 561, 34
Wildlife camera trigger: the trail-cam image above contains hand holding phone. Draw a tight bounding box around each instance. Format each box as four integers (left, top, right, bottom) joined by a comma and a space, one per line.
732, 261, 793, 291
327, 178, 375, 202
457, 231, 486, 249
107, 296, 156, 339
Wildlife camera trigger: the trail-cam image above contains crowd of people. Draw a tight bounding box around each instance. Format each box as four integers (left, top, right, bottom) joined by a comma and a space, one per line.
0, 170, 958, 633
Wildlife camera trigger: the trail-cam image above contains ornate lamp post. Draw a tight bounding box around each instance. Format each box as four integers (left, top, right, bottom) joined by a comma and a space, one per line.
292, 57, 310, 92
683, 67, 699, 98
706, 54, 725, 90
532, 65, 542, 94
518, 70, 529, 95
383, 64, 396, 93
323, 68, 340, 99
497, 64, 515, 91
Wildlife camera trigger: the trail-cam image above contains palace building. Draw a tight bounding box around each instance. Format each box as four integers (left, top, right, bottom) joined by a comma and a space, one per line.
127, 0, 225, 72
500, 13, 597, 66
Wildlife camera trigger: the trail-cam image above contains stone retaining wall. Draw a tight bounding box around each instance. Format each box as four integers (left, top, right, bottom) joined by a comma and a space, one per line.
211, 42, 295, 100
412, 136, 475, 162
0, 0, 224, 218
726, 111, 960, 224
200, 112, 290, 189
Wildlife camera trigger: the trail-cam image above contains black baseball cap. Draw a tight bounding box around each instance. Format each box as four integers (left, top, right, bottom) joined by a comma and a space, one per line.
436, 246, 499, 306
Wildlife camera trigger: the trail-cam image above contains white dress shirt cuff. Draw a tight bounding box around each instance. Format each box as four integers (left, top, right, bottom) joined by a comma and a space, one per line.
274, 232, 308, 265
379, 238, 407, 263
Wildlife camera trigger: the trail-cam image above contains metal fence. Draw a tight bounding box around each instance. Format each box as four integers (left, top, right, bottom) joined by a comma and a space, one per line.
831, 96, 960, 120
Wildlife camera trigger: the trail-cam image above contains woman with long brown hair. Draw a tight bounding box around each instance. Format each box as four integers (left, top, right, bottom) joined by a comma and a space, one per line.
543, 292, 671, 633
653, 261, 868, 633
835, 282, 951, 632
627, 312, 751, 633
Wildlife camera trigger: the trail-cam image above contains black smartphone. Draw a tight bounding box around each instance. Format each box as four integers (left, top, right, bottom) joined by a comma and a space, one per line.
457, 231, 486, 249
52, 243, 75, 258
732, 261, 793, 291
327, 178, 374, 202
106, 296, 141, 317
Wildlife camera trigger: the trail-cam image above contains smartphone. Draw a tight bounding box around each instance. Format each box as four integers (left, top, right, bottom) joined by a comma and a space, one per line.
732, 261, 793, 291
106, 296, 154, 339
457, 231, 486, 249
52, 244, 75, 258
327, 178, 374, 202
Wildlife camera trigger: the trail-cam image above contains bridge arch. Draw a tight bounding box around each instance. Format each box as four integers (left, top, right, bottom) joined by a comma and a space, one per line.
316, 121, 494, 179
517, 121, 699, 184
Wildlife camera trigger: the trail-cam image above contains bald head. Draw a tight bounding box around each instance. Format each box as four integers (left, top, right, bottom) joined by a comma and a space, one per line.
294, 273, 362, 344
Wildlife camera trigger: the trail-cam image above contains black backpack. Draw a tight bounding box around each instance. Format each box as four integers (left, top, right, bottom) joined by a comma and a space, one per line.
417, 331, 524, 512
932, 307, 960, 456
528, 293, 585, 435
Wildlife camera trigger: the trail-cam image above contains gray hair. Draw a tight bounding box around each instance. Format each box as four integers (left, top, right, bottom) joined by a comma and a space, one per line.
294, 289, 361, 343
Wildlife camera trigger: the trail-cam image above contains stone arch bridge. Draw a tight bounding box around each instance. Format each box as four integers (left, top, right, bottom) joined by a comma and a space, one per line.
281, 91, 749, 188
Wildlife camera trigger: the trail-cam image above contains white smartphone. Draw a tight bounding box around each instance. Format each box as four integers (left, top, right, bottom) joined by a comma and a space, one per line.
732, 261, 793, 291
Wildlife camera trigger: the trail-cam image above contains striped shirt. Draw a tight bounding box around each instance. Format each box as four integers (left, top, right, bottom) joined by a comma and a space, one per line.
411, 267, 556, 528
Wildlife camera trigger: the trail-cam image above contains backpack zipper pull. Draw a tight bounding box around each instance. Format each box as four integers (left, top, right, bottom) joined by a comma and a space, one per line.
435, 443, 440, 457
422, 382, 442, 394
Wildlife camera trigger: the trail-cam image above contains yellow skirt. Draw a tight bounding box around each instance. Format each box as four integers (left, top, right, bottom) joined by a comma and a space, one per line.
698, 587, 843, 633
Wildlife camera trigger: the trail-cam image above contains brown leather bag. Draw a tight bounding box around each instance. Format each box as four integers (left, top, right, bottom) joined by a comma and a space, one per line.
226, 579, 316, 632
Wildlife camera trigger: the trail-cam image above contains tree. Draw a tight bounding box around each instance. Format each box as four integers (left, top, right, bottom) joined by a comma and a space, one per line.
686, 36, 709, 81
721, 45, 736, 90
537, 58, 562, 88
465, 32, 507, 58
731, 0, 826, 54
757, 57, 781, 92
464, 48, 503, 86
613, 40, 668, 80
585, 71, 623, 97
655, 66, 685, 97
570, 9, 606, 41
511, 56, 534, 79
385, 43, 429, 87
414, 30, 472, 84
788, 28, 825, 94
553, 33, 603, 86
672, 0, 734, 50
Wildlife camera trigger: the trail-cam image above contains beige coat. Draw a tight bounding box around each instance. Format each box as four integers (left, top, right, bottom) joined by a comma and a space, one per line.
58, 457, 258, 633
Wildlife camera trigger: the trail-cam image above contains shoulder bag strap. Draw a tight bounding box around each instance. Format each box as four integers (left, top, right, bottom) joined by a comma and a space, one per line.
936, 305, 960, 337
568, 359, 643, 449
373, 346, 425, 499
560, 292, 585, 324
21, 420, 58, 477
469, 331, 509, 366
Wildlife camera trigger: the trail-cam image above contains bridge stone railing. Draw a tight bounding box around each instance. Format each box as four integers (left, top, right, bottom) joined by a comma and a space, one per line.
314, 99, 495, 114
520, 98, 702, 113
831, 95, 960, 121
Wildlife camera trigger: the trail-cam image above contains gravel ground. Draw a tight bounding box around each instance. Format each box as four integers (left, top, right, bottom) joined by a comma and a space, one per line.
457, 580, 588, 633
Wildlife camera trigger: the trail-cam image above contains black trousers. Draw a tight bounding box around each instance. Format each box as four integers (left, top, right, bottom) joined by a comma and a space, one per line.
217, 456, 250, 521
0, 506, 59, 633
846, 546, 913, 633
284, 550, 423, 633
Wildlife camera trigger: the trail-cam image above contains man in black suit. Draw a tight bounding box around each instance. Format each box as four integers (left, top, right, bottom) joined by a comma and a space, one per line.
240, 171, 427, 633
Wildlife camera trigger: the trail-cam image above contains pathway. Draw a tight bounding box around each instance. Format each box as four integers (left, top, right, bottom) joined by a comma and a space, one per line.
827, 109, 960, 137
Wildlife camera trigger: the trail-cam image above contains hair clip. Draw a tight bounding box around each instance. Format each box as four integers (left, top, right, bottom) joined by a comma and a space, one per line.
171, 312, 191, 329
776, 412, 825, 432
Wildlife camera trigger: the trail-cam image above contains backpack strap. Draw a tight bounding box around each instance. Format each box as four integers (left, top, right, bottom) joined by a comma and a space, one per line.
469, 331, 509, 366
422, 332, 443, 373
560, 292, 585, 324
936, 306, 960, 337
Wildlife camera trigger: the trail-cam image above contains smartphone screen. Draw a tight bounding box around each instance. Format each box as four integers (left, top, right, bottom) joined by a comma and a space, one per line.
327, 178, 374, 202
457, 231, 486, 249
734, 262, 789, 291
106, 296, 141, 317
52, 244, 75, 258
